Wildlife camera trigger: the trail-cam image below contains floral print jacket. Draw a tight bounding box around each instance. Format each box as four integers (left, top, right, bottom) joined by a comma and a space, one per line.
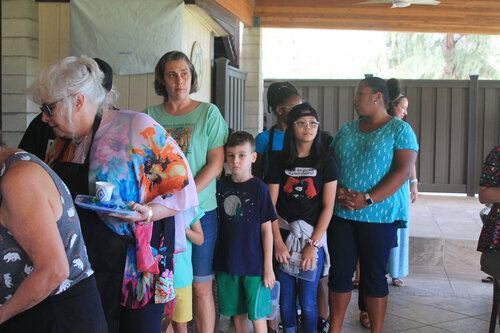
89, 110, 200, 308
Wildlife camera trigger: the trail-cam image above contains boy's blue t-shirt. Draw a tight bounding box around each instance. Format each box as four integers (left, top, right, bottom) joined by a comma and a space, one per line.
214, 176, 277, 277
331, 118, 419, 223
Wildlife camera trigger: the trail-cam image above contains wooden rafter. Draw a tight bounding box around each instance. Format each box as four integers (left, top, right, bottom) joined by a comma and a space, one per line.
252, 0, 500, 35
210, 0, 253, 26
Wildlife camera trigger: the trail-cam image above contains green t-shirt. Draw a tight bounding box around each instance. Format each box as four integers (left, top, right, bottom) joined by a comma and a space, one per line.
144, 102, 228, 211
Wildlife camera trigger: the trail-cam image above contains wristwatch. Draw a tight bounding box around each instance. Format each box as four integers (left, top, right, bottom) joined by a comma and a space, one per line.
365, 193, 373, 206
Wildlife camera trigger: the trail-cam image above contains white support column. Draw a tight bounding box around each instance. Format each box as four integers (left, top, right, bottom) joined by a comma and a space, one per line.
2, 0, 39, 147
240, 27, 263, 137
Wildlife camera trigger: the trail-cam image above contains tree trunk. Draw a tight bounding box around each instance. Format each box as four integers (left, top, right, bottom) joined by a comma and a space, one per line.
442, 33, 458, 79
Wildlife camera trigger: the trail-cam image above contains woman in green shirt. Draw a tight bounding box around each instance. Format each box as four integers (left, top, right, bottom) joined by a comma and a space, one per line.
144, 51, 228, 333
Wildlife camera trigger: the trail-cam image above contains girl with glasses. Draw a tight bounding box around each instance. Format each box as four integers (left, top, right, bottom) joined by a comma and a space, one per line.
254, 83, 332, 332
266, 103, 338, 333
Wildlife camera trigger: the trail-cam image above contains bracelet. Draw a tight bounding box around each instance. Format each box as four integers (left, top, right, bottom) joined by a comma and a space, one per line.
144, 204, 153, 226
410, 179, 418, 184
306, 239, 322, 248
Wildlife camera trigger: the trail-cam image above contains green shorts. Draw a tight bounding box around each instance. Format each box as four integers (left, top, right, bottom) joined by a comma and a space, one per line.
216, 272, 272, 321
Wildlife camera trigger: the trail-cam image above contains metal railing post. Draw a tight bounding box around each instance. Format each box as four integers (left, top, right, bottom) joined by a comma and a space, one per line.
467, 74, 479, 196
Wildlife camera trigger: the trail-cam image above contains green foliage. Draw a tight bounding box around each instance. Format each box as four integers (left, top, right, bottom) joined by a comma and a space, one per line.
262, 28, 500, 80
385, 32, 500, 79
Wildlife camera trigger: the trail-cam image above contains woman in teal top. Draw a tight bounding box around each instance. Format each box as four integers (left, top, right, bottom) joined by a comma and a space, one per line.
327, 77, 418, 333
144, 51, 228, 333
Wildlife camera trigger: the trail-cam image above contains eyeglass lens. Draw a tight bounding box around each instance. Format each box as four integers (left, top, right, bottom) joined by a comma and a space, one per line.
295, 121, 319, 128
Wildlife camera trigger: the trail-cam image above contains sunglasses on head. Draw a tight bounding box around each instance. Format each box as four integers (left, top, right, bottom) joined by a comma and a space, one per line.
39, 99, 63, 116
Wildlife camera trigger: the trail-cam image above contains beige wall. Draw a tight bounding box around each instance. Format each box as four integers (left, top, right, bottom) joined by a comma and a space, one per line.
35, 3, 213, 113
2, 2, 221, 146
182, 9, 212, 104
38, 3, 69, 70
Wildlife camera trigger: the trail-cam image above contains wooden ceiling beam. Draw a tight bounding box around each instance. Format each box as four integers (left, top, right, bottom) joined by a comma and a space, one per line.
210, 0, 253, 26
254, 0, 500, 35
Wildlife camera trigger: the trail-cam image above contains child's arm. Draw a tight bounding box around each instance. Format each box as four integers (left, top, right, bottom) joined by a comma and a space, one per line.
268, 183, 289, 265
301, 180, 337, 271
185, 220, 204, 246
261, 220, 275, 289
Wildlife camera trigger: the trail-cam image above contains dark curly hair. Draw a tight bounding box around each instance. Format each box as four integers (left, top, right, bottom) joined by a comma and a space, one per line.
266, 81, 300, 114
154, 51, 199, 102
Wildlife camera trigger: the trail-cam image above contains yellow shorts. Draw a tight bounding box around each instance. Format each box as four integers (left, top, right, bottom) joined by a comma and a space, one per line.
172, 285, 193, 323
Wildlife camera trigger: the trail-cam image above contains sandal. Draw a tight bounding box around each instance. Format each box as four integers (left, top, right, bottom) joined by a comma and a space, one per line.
392, 277, 404, 287
352, 279, 359, 288
482, 276, 494, 283
359, 311, 371, 329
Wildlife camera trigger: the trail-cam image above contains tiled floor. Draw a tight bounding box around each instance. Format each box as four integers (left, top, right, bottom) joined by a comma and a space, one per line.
215, 194, 499, 332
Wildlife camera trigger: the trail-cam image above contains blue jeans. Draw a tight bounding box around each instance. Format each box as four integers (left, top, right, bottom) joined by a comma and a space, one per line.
192, 209, 218, 282
276, 248, 325, 333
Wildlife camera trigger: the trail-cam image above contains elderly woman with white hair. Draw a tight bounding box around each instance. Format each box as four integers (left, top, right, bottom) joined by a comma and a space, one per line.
26, 55, 200, 333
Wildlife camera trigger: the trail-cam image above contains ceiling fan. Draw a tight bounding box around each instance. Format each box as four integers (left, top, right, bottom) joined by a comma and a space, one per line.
359, 0, 441, 8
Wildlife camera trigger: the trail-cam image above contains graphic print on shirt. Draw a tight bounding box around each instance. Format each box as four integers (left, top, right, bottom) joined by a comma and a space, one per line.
283, 167, 318, 199
164, 125, 194, 156
223, 195, 243, 223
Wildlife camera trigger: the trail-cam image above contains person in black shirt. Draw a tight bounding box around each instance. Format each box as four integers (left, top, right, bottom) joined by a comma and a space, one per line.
266, 103, 338, 333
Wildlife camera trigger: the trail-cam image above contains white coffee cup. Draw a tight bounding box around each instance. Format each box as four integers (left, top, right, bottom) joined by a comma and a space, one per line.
96, 181, 115, 202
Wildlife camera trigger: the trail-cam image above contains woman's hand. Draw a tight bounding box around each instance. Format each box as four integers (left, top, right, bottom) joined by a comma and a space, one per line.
410, 182, 419, 203
337, 189, 368, 210
336, 187, 356, 210
274, 239, 290, 265
301, 244, 318, 271
349, 191, 370, 210
109, 202, 152, 224
110, 202, 179, 224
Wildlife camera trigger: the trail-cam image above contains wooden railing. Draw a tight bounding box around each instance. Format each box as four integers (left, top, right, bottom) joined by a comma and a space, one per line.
215, 58, 247, 131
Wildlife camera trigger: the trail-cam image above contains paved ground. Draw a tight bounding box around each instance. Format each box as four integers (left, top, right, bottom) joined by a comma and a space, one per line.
215, 194, 498, 332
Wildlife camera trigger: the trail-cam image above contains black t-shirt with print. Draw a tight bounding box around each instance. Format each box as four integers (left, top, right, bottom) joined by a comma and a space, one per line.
267, 153, 338, 227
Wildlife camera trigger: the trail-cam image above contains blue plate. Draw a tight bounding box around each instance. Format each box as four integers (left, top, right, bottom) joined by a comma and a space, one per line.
74, 194, 136, 216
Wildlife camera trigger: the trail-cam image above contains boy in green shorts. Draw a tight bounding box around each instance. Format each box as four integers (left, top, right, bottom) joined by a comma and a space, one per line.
214, 131, 277, 333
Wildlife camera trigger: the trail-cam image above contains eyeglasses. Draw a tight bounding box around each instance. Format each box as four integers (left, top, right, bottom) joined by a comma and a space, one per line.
294, 120, 320, 128
39, 99, 63, 116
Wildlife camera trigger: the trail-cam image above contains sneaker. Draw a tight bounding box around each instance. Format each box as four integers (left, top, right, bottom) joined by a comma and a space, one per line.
317, 317, 330, 333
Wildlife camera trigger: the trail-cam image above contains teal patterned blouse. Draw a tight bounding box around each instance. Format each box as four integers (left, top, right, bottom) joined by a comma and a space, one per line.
331, 118, 419, 223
